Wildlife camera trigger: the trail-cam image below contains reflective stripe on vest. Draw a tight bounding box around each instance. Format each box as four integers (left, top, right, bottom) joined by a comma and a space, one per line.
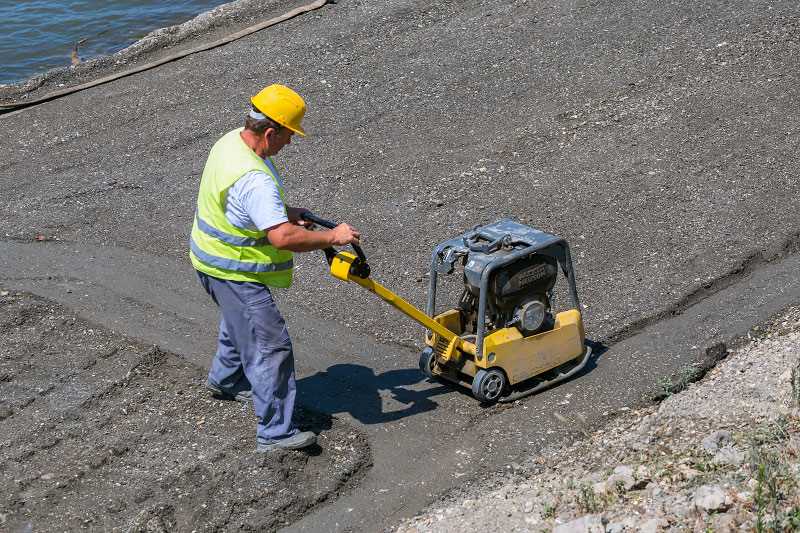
195, 212, 269, 247
189, 237, 293, 272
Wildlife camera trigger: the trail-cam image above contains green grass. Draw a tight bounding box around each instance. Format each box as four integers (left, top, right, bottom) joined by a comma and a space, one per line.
576, 483, 600, 513
655, 363, 703, 399
749, 431, 798, 532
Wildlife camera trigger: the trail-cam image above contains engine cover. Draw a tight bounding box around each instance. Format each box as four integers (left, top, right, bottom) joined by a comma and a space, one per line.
464, 252, 557, 312
431, 218, 576, 338
492, 255, 558, 311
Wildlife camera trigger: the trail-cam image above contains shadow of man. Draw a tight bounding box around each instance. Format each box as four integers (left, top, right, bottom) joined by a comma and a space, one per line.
297, 363, 450, 425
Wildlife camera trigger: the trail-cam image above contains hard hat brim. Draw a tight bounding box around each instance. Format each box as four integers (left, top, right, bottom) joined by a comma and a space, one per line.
249, 97, 306, 137
286, 124, 306, 137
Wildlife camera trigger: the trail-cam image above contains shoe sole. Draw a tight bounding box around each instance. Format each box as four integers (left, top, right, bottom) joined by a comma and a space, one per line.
256, 437, 317, 452
205, 383, 251, 403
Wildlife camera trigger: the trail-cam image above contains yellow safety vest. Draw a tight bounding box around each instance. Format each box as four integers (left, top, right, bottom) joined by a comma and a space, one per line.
189, 128, 294, 287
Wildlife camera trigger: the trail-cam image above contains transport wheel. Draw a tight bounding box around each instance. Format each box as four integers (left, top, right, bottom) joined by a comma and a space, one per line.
471, 368, 508, 403
418, 347, 436, 378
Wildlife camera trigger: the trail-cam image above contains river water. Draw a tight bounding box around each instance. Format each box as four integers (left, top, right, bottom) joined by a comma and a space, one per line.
0, 0, 232, 85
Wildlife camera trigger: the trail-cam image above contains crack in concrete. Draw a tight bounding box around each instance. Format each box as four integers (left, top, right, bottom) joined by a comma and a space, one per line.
605, 231, 800, 346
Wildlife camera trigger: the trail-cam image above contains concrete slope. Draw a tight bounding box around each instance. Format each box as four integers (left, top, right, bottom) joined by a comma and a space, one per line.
0, 0, 797, 345
1, 0, 799, 530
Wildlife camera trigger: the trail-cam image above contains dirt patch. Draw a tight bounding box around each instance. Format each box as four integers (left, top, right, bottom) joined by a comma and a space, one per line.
0, 290, 371, 531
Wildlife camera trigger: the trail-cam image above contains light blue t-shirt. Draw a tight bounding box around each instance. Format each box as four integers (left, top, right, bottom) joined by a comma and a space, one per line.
225, 158, 288, 231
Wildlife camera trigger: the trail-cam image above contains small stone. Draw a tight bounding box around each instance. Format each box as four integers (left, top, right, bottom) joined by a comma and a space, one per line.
613, 465, 634, 477
673, 495, 694, 517
524, 514, 540, 525
607, 472, 636, 492
678, 464, 700, 480
645, 482, 662, 498
144, 516, 168, 533
787, 436, 800, 455
606, 516, 637, 533
694, 484, 730, 512
638, 517, 669, 533
709, 512, 737, 532
592, 481, 609, 496
713, 445, 744, 465
702, 430, 732, 454
553, 514, 605, 533
523, 500, 534, 513
40, 473, 55, 480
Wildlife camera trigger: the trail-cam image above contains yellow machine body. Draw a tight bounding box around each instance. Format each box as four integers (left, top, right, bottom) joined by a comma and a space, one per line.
425, 308, 585, 389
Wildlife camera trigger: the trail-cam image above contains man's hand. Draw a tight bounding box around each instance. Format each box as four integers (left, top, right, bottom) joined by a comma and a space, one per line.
330, 223, 361, 246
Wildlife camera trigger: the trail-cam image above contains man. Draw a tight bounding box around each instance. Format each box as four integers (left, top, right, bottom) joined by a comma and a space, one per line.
189, 84, 360, 452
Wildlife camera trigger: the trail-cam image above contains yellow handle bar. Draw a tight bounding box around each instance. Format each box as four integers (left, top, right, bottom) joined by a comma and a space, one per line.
330, 251, 476, 356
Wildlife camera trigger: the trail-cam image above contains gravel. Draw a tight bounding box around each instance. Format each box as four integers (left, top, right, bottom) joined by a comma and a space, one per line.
0, 289, 371, 532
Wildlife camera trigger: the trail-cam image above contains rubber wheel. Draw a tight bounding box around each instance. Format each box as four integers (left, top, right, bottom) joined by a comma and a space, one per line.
418, 348, 436, 378
471, 368, 508, 404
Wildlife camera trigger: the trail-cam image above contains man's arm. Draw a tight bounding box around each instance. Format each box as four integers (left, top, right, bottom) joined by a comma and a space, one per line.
266, 221, 360, 252
229, 171, 359, 251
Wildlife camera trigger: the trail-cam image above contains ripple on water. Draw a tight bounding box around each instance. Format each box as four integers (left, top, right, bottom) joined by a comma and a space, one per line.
0, 0, 231, 84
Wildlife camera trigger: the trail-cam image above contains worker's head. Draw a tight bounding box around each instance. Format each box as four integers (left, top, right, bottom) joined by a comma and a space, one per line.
244, 109, 294, 157
244, 84, 306, 157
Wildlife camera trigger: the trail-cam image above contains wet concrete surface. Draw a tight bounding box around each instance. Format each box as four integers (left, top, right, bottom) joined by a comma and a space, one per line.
1, 0, 799, 530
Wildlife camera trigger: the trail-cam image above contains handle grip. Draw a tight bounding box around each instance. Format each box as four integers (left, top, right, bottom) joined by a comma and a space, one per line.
300, 211, 337, 229
300, 211, 370, 277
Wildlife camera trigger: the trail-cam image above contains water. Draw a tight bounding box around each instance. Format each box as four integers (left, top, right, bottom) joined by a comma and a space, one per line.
0, 0, 232, 85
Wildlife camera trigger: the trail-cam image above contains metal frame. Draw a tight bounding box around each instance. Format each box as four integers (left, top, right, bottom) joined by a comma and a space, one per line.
426, 219, 581, 358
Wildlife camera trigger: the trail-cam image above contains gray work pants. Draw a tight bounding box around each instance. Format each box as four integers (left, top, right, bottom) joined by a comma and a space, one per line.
197, 271, 297, 442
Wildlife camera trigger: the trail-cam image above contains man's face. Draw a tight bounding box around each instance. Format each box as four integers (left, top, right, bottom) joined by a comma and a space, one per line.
264, 127, 293, 156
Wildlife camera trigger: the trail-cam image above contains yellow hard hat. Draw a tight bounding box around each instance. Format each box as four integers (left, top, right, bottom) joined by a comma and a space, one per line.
250, 84, 306, 137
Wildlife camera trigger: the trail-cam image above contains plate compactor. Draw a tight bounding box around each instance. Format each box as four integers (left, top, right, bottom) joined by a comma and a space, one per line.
303, 215, 591, 403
